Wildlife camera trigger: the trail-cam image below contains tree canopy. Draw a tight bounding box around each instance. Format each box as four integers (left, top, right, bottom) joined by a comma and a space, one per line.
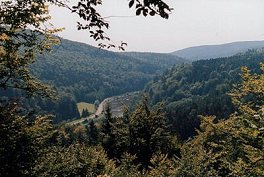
0, 0, 172, 97
145, 49, 263, 139
1, 0, 264, 176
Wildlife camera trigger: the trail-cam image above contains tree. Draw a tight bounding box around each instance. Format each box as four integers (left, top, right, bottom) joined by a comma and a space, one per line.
128, 97, 179, 169
100, 97, 179, 170
113, 153, 140, 177
87, 120, 99, 145
176, 64, 264, 176
70, 0, 172, 49
0, 0, 63, 97
101, 103, 116, 158
81, 108, 90, 118
0, 0, 172, 97
0, 0, 173, 176
33, 144, 116, 177
0, 101, 54, 176
148, 153, 178, 177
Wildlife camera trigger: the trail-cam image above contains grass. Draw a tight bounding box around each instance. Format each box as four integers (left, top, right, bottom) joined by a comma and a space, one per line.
77, 102, 95, 115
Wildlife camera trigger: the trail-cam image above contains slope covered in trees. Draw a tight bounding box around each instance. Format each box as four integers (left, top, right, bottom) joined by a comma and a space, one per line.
0, 38, 184, 123
32, 38, 185, 102
122, 52, 186, 69
1, 0, 263, 176
145, 49, 264, 139
2, 62, 263, 177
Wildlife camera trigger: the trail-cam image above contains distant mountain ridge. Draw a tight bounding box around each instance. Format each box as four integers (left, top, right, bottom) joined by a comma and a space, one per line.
171, 40, 264, 61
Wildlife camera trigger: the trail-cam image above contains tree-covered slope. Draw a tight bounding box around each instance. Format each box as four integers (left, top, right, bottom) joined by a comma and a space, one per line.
8, 38, 185, 123
172, 40, 264, 61
32, 39, 185, 103
145, 49, 264, 139
122, 52, 186, 69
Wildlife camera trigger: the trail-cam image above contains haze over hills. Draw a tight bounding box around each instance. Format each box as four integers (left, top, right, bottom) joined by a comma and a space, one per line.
171, 40, 264, 61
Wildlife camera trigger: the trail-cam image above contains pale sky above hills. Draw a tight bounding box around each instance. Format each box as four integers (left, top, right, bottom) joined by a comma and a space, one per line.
50, 0, 264, 53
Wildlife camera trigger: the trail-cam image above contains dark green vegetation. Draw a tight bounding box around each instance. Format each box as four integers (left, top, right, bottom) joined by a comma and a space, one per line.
81, 108, 90, 118
0, 0, 181, 123
122, 51, 186, 69
33, 39, 185, 102
1, 38, 185, 123
146, 49, 264, 139
172, 40, 264, 61
0, 89, 81, 123
1, 0, 263, 176
2, 64, 263, 176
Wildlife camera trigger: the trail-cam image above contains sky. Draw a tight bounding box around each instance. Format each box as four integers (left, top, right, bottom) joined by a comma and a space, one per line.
49, 0, 264, 53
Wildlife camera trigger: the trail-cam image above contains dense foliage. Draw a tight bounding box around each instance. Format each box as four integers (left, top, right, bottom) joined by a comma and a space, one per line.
145, 49, 264, 139
0, 38, 184, 123
175, 64, 264, 176
100, 98, 179, 169
1, 0, 263, 176
24, 39, 183, 122
32, 39, 185, 102
0, 0, 62, 98
2, 65, 262, 176
0, 0, 177, 123
0, 102, 54, 176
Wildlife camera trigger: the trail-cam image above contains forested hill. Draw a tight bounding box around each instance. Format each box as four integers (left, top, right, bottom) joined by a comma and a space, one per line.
172, 40, 264, 61
32, 38, 185, 102
145, 49, 264, 139
122, 52, 186, 68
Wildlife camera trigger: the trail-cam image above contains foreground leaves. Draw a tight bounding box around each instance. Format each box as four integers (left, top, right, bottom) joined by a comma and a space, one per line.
176, 63, 264, 176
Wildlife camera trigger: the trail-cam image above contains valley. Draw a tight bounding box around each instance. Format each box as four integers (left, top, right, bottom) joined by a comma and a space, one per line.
1, 37, 263, 176
11, 38, 264, 124
2, 38, 263, 126
2, 1, 264, 176
69, 48, 263, 139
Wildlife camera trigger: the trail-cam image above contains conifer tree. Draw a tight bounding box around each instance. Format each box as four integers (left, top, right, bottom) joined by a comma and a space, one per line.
1, 0, 172, 176
126, 97, 179, 169
88, 120, 99, 145
0, 102, 54, 176
81, 108, 90, 118
101, 103, 116, 158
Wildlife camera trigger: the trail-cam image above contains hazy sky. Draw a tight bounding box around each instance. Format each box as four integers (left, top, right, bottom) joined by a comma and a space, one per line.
50, 0, 264, 53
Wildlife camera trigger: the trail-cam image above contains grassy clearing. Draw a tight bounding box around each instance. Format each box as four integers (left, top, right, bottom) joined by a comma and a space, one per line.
77, 102, 95, 115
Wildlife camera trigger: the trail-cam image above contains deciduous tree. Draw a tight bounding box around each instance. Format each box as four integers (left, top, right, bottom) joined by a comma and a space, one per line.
177, 64, 264, 176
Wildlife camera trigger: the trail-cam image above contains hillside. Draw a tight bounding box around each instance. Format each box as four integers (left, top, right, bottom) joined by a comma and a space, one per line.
33, 38, 185, 103
122, 52, 186, 68
172, 40, 264, 61
145, 49, 264, 139
10, 38, 185, 123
